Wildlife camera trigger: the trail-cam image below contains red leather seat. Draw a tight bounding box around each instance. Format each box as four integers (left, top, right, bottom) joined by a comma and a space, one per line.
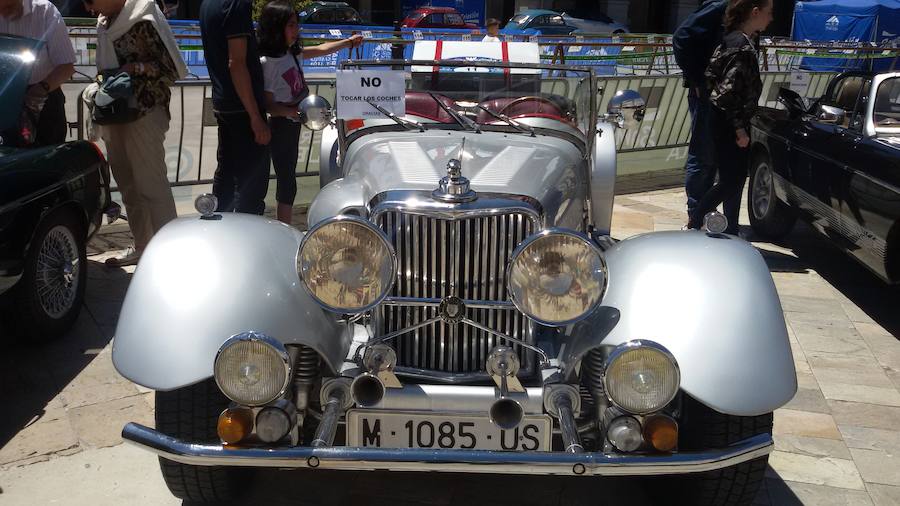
405, 91, 457, 123
476, 97, 565, 123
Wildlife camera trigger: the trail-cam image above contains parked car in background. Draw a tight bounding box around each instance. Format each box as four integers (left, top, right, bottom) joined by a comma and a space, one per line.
0, 35, 116, 342
503, 9, 627, 36
113, 52, 796, 506
402, 7, 477, 29
750, 71, 900, 284
299, 1, 363, 25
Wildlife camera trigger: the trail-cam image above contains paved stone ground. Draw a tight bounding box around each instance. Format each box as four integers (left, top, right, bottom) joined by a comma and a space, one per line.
1, 187, 899, 505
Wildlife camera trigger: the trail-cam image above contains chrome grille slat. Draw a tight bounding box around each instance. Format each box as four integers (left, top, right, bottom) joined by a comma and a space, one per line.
377, 209, 535, 374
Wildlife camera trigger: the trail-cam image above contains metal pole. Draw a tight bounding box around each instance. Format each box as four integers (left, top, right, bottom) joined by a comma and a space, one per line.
311, 391, 345, 447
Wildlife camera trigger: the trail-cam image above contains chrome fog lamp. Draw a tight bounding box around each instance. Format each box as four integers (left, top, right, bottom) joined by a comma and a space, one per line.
507, 229, 606, 326
603, 340, 680, 415
607, 415, 643, 452
299, 95, 333, 131
298, 216, 397, 313
214, 332, 291, 406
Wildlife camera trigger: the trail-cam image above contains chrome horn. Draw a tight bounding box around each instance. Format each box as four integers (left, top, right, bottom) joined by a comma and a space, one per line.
486, 346, 525, 430
351, 344, 401, 408
605, 89, 646, 129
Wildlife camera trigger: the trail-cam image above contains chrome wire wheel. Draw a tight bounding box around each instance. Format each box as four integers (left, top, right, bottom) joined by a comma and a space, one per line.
35, 225, 81, 319
751, 161, 774, 221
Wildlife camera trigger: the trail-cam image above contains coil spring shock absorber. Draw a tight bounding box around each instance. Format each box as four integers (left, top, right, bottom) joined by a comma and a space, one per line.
293, 345, 320, 427
582, 348, 608, 422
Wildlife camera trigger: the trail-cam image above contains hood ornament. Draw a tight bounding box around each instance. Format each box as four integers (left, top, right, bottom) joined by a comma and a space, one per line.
432, 139, 477, 203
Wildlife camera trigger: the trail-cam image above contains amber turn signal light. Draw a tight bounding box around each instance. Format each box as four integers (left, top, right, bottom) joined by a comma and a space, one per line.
643, 414, 678, 452
217, 407, 254, 444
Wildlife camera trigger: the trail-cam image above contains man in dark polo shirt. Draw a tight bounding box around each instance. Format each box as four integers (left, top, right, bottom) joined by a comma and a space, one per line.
200, 0, 270, 214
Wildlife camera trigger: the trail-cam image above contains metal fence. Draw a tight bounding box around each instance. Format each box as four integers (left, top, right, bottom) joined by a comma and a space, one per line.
68, 70, 836, 193
65, 21, 900, 77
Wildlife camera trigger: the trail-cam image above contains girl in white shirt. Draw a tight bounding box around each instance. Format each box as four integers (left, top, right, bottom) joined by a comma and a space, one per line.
257, 1, 362, 224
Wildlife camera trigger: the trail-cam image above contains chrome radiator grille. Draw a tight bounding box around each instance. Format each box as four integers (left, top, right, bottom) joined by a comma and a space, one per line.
374, 210, 537, 373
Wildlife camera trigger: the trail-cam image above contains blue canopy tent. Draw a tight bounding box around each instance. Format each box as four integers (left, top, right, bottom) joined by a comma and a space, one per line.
792, 0, 900, 70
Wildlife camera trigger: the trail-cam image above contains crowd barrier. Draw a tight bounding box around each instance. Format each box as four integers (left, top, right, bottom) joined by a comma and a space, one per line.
64, 70, 836, 194
66, 19, 898, 77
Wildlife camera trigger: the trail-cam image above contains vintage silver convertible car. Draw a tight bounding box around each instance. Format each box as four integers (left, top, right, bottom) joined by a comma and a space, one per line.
112, 60, 797, 505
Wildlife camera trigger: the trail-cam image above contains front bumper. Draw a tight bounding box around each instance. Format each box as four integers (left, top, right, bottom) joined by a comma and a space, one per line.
122, 422, 773, 476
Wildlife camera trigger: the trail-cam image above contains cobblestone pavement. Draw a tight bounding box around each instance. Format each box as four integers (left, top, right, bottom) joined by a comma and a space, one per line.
1, 187, 899, 505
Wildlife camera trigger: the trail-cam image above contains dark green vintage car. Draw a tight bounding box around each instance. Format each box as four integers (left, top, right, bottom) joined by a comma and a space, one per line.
0, 35, 114, 342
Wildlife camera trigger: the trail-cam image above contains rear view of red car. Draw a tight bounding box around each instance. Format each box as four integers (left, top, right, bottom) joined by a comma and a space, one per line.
402, 7, 477, 29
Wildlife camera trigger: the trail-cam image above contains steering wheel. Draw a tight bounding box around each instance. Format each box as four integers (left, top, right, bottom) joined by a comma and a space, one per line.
496, 96, 560, 117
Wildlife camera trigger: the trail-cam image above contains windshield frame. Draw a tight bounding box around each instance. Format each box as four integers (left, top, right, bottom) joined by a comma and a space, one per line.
336, 59, 598, 157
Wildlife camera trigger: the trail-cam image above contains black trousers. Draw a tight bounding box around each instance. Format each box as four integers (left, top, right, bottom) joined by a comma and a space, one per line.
35, 89, 67, 146
268, 116, 301, 205
690, 108, 749, 232
212, 111, 270, 215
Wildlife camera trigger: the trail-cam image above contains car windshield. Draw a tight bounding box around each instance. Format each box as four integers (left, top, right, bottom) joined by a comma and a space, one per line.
0, 35, 40, 135
339, 61, 594, 144
873, 77, 900, 131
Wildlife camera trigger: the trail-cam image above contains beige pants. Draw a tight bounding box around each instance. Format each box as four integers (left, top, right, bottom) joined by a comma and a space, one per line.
102, 107, 177, 252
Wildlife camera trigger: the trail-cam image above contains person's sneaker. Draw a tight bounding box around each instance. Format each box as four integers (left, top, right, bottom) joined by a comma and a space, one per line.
105, 246, 141, 267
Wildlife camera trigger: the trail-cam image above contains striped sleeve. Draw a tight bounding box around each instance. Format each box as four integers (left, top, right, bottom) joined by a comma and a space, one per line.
44, 5, 76, 66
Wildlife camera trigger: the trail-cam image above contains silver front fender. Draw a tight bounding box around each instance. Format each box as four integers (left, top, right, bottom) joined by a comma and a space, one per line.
111, 214, 348, 391
562, 231, 797, 416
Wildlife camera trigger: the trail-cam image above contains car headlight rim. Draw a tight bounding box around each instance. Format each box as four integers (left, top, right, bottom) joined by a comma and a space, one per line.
297, 215, 397, 314
602, 340, 680, 415
506, 228, 607, 327
214, 331, 292, 407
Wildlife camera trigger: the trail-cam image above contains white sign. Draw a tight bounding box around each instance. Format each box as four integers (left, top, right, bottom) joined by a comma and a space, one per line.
362, 30, 373, 38
790, 70, 811, 96
329, 29, 342, 37
461, 33, 471, 41
413, 30, 424, 40
336, 70, 406, 119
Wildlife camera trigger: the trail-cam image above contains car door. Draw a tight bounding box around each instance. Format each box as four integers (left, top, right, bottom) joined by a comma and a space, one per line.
789, 75, 870, 236
838, 77, 900, 279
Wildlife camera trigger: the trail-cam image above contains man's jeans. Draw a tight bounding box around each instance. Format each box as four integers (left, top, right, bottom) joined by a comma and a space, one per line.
212, 111, 270, 215
685, 90, 742, 233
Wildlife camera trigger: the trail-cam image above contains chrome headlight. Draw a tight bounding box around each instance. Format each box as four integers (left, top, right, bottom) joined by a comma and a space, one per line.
507, 229, 606, 325
214, 332, 291, 406
298, 215, 396, 313
603, 340, 680, 415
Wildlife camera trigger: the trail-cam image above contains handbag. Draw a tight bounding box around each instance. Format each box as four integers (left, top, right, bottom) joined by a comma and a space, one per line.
91, 71, 141, 125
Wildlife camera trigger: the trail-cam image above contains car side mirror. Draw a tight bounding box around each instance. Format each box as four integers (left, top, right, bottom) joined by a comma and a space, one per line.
816, 104, 845, 125
299, 95, 334, 131
605, 89, 646, 129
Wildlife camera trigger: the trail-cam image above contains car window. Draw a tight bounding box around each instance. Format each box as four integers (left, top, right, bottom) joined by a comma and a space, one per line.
532, 15, 549, 26
821, 75, 870, 129
509, 14, 529, 26
335, 9, 360, 23
547, 15, 566, 26
446, 13, 464, 25
408, 12, 425, 21
309, 10, 333, 23
874, 77, 900, 128
426, 13, 444, 25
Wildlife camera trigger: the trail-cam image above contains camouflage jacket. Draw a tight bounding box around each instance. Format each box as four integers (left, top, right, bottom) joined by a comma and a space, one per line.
705, 31, 762, 131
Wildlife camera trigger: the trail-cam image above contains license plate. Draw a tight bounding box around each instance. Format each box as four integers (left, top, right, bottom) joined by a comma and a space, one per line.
347, 410, 552, 451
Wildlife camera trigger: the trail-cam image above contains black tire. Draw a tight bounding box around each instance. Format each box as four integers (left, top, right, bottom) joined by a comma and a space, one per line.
748, 152, 796, 238
1, 209, 87, 343
155, 379, 248, 503
677, 395, 773, 506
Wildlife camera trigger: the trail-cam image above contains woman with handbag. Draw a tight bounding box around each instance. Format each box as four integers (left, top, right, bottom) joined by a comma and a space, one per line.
86, 0, 187, 266
257, 0, 361, 224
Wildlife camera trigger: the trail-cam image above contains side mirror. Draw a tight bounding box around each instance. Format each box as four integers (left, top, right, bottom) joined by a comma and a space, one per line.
605, 89, 646, 129
817, 104, 845, 125
299, 95, 333, 131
